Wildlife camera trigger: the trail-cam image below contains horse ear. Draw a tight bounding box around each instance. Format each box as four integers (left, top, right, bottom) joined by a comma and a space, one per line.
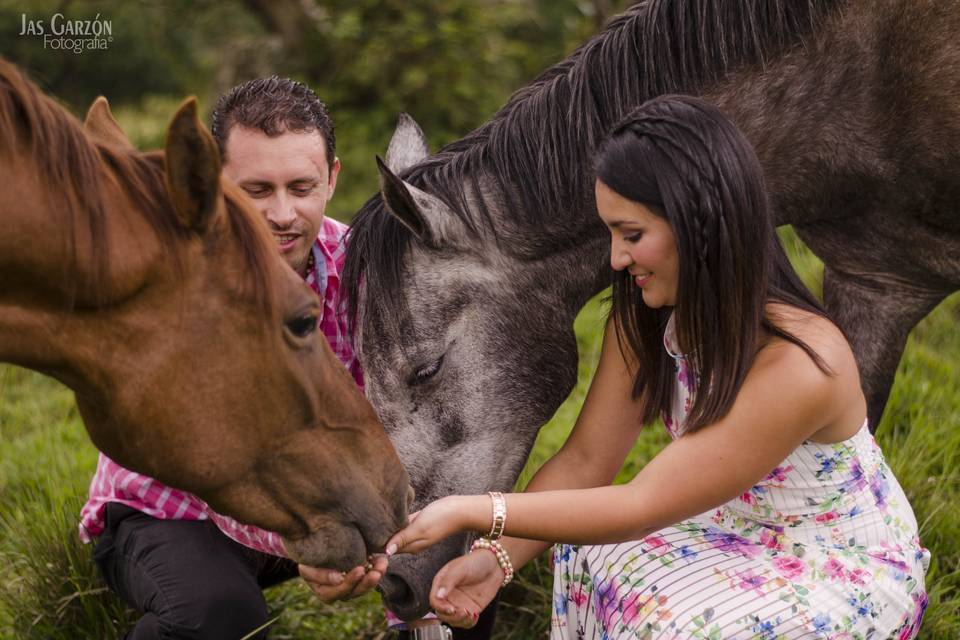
84, 97, 134, 150
385, 113, 429, 174
164, 98, 221, 233
376, 156, 465, 249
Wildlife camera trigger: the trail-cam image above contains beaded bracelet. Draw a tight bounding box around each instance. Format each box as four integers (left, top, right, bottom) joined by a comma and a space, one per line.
470, 536, 515, 587
487, 491, 506, 540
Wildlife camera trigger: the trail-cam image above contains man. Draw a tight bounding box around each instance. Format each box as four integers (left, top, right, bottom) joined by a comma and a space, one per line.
216, 78, 498, 640
216, 76, 395, 607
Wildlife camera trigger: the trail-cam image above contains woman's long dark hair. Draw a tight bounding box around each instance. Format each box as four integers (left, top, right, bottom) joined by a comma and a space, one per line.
596, 95, 831, 433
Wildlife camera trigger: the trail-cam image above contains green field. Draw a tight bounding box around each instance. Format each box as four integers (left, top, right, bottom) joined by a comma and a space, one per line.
1, 229, 958, 639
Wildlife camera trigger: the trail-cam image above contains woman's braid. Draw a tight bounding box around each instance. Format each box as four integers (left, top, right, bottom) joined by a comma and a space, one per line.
613, 108, 728, 267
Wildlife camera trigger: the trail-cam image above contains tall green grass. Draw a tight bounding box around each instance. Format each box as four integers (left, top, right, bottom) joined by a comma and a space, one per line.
0, 368, 137, 636
1, 228, 958, 638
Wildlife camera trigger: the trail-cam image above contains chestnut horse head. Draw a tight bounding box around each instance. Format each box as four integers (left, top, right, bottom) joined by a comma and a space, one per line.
0, 59, 410, 569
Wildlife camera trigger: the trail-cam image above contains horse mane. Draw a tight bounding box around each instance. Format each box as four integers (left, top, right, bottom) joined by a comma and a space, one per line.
0, 59, 274, 312
343, 0, 842, 326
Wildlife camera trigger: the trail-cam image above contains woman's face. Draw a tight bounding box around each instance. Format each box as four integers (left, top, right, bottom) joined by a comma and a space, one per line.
595, 179, 679, 308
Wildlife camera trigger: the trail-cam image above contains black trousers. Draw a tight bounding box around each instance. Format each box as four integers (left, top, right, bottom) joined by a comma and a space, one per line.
93, 503, 298, 639
93, 503, 497, 639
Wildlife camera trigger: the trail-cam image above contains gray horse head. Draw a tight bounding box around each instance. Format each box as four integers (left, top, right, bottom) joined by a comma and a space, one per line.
352, 115, 605, 619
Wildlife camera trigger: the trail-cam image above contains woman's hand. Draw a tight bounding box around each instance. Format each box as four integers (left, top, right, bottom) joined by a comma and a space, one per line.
430, 549, 504, 628
386, 495, 481, 556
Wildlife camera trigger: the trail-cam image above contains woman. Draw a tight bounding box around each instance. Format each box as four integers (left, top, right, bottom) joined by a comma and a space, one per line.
384, 96, 929, 639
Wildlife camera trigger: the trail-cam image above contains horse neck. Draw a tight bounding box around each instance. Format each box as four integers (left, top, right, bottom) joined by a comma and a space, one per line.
703, 9, 870, 229
549, 233, 611, 316
517, 221, 611, 317
467, 1, 842, 276
0, 152, 162, 391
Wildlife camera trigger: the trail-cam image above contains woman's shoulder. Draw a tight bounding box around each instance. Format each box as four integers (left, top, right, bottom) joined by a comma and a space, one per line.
756, 303, 866, 439
763, 303, 853, 368
752, 303, 864, 403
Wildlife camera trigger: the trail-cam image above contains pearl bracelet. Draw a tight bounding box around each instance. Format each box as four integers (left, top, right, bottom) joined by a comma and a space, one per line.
470, 536, 514, 587
487, 491, 506, 540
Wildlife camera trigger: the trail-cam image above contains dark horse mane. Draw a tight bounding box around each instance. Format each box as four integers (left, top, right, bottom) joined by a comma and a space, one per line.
343, 0, 842, 324
0, 59, 274, 311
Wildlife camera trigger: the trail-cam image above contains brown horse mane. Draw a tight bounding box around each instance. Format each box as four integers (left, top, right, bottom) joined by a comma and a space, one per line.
0, 59, 274, 313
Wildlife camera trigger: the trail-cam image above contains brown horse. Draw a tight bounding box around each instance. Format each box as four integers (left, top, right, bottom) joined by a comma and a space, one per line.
0, 59, 409, 570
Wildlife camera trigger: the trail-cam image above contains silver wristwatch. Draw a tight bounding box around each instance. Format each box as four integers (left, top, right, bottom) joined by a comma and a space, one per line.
409, 623, 453, 640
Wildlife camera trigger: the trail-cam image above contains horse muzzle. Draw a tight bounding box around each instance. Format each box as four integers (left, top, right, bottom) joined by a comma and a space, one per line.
379, 534, 470, 621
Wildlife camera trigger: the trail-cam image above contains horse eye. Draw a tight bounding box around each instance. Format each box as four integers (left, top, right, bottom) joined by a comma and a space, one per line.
285, 314, 317, 339
410, 355, 444, 386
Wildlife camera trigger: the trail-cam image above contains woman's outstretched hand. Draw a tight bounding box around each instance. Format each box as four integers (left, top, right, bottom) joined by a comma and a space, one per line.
386, 495, 480, 556
430, 549, 504, 628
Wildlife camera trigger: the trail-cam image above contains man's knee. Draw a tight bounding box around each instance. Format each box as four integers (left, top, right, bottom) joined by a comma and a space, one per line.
152, 580, 269, 640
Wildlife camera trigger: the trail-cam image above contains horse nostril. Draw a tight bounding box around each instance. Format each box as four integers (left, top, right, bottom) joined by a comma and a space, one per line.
380, 546, 458, 620
406, 485, 416, 511
378, 571, 409, 603
378, 570, 425, 621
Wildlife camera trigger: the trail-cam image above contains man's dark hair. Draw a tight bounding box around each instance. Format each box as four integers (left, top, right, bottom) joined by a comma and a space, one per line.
211, 75, 335, 169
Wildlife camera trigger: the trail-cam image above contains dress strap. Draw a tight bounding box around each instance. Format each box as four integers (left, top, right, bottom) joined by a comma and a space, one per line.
663, 312, 684, 359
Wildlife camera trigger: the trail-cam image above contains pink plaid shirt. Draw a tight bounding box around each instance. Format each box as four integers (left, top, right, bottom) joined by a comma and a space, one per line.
79, 217, 362, 557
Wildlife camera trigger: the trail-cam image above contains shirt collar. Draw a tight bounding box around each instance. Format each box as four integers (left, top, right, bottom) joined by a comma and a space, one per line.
304, 239, 328, 299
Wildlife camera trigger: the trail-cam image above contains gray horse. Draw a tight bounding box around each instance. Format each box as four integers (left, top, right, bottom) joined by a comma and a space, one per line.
343, 0, 960, 619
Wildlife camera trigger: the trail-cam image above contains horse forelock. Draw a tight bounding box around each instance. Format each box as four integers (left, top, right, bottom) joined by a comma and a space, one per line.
343, 0, 842, 334
220, 180, 278, 316
102, 151, 278, 316
0, 59, 275, 315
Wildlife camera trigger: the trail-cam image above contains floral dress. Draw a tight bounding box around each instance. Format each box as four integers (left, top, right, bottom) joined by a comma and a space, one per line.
551, 315, 929, 639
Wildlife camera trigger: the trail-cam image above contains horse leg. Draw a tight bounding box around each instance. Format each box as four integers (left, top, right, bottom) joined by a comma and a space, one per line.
821, 266, 948, 432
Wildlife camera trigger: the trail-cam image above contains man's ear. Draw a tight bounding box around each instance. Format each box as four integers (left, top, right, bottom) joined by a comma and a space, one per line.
326, 156, 341, 202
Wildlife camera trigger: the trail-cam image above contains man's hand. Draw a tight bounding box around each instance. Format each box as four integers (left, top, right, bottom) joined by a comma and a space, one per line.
298, 554, 388, 602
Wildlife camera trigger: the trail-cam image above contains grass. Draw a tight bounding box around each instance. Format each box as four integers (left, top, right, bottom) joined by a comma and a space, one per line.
1, 227, 958, 638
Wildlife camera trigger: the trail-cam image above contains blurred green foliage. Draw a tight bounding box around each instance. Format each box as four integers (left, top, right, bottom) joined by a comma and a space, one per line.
0, 0, 631, 217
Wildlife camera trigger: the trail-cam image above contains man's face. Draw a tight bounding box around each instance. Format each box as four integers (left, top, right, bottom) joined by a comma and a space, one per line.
223, 126, 340, 276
